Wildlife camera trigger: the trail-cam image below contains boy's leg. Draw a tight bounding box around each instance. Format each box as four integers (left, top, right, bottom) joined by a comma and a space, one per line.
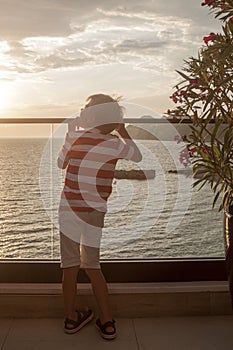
60, 232, 81, 324
81, 213, 114, 332
62, 265, 79, 323
85, 268, 114, 332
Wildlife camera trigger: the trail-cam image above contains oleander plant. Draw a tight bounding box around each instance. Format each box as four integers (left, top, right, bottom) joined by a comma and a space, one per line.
167, 0, 233, 308
167, 0, 233, 212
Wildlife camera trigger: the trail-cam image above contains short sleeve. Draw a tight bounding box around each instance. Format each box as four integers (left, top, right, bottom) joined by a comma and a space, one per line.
116, 138, 135, 160
57, 132, 73, 168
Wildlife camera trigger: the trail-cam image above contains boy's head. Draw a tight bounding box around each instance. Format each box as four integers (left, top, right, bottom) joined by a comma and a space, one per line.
79, 93, 124, 134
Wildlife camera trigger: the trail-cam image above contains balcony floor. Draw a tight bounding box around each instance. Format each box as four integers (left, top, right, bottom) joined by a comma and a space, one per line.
1, 315, 233, 350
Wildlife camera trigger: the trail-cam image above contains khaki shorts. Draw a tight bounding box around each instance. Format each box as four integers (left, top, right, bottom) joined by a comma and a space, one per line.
59, 210, 105, 269
60, 232, 101, 269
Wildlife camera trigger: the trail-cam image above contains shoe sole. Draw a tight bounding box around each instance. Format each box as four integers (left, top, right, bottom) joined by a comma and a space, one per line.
64, 312, 94, 334
95, 324, 117, 340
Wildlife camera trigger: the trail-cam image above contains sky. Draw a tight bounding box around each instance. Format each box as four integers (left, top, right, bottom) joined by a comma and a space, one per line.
0, 0, 221, 136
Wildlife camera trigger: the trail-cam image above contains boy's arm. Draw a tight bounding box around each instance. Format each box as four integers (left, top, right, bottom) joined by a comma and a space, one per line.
116, 124, 142, 163
57, 136, 70, 169
57, 118, 77, 169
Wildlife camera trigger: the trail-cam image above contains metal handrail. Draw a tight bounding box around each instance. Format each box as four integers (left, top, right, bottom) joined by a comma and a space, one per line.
0, 117, 208, 124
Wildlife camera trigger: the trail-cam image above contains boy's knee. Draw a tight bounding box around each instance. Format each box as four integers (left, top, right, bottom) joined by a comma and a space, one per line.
84, 267, 100, 278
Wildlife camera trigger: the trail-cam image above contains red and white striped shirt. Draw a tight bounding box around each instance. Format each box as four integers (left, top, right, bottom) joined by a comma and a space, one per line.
58, 129, 136, 213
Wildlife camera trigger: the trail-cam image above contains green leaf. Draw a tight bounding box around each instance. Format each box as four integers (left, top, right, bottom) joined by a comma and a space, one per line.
193, 178, 208, 190
222, 190, 231, 210
175, 70, 190, 81
213, 190, 221, 209
211, 119, 222, 148
203, 91, 215, 112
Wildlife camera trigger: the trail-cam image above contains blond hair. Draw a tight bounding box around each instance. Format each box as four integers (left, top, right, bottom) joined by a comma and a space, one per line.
80, 93, 124, 133
84, 93, 121, 108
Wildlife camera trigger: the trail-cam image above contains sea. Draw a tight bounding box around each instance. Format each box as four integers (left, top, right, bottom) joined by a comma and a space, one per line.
0, 138, 225, 260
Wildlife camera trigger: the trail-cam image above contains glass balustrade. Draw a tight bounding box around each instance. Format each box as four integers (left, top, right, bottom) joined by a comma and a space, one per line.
0, 119, 225, 263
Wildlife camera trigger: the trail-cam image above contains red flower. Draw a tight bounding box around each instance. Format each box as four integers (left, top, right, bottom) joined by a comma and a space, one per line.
203, 32, 215, 45
201, 0, 216, 6
179, 148, 191, 167
201, 147, 209, 154
167, 109, 171, 115
220, 2, 227, 10
180, 90, 188, 96
189, 79, 199, 87
170, 94, 178, 103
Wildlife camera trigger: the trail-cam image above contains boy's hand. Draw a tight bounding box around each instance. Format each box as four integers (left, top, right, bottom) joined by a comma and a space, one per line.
116, 123, 127, 136
116, 123, 142, 162
68, 118, 78, 132
116, 123, 132, 139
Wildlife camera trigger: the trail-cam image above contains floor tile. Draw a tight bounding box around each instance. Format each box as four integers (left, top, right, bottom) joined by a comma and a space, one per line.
133, 316, 233, 350
0, 319, 12, 348
2, 318, 138, 350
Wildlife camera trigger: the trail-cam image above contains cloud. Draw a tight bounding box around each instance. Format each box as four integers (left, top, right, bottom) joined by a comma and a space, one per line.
0, 0, 223, 117
0, 0, 221, 41
0, 0, 77, 40
1, 24, 172, 74
0, 0, 129, 40
114, 39, 167, 51
0, 55, 93, 74
1, 35, 94, 74
35, 54, 94, 72
7, 41, 36, 58
7, 102, 79, 119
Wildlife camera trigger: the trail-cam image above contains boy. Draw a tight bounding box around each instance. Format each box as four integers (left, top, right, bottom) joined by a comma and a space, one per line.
57, 93, 142, 340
